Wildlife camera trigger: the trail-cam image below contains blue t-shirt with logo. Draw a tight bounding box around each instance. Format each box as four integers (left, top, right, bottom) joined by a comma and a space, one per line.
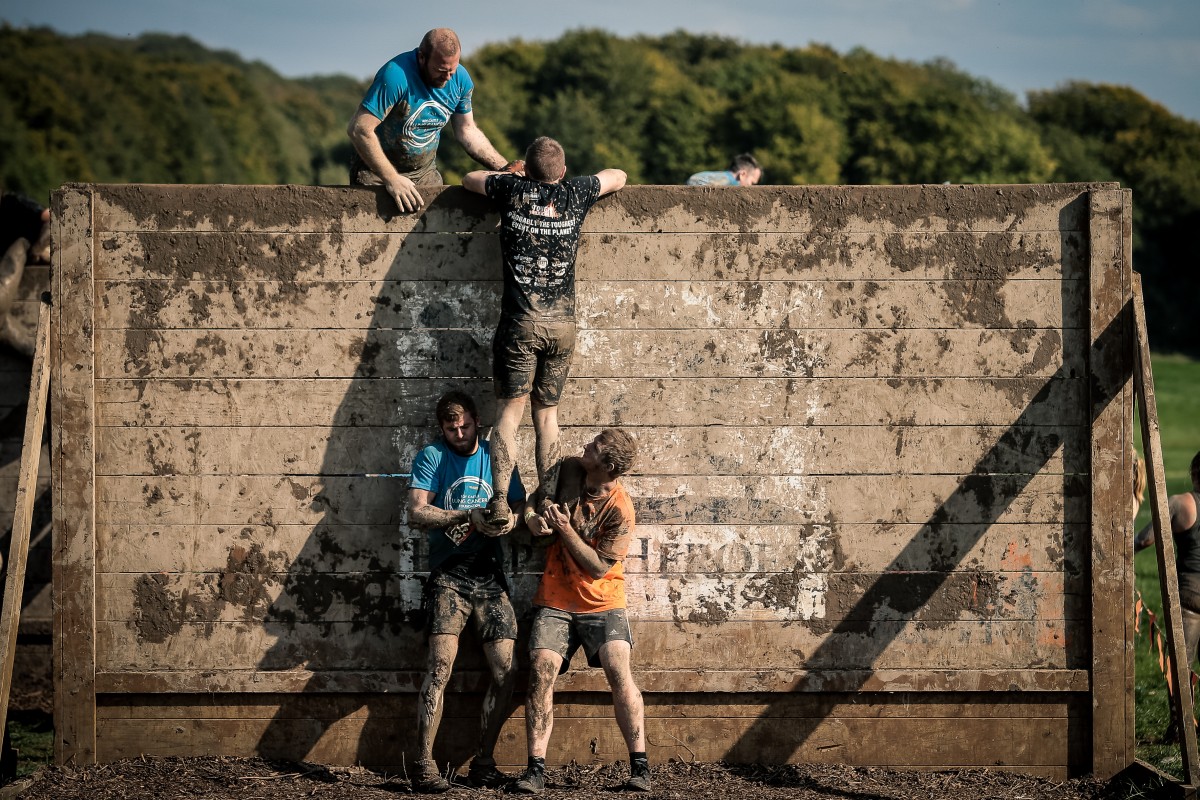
353, 48, 475, 180
410, 437, 525, 576
686, 170, 739, 186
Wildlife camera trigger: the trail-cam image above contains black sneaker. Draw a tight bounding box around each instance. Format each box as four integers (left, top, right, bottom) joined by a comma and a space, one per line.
412, 760, 450, 794
510, 766, 545, 794
624, 761, 651, 792
467, 757, 508, 788
486, 496, 513, 527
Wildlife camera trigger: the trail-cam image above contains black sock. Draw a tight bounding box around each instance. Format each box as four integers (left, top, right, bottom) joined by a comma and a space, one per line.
630, 752, 648, 766
528, 756, 546, 773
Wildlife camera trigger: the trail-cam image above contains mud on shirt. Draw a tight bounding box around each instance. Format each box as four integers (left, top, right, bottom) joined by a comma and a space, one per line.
351, 48, 474, 181
533, 458, 635, 613
484, 173, 602, 320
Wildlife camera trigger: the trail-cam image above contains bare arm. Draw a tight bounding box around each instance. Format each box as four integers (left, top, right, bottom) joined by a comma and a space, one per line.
544, 504, 614, 580
462, 169, 497, 195
451, 111, 508, 171
407, 487, 469, 530
596, 168, 627, 197
1136, 492, 1198, 550
347, 106, 425, 213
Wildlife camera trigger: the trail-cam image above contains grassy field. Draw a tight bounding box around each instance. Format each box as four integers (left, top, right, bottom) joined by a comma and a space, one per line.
1133, 352, 1200, 778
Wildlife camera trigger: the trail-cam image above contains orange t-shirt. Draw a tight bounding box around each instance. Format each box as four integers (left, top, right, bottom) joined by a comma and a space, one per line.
533, 460, 635, 613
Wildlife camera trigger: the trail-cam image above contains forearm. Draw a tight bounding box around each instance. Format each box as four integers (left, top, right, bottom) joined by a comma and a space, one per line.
350, 126, 404, 184
456, 123, 507, 170
557, 524, 612, 580
409, 504, 469, 530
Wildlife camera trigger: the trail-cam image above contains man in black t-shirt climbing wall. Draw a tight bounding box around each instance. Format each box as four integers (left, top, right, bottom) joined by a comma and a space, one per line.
462, 137, 626, 527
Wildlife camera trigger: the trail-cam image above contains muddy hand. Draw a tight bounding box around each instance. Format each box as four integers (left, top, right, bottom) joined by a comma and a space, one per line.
386, 175, 424, 213
544, 503, 571, 533
470, 507, 511, 537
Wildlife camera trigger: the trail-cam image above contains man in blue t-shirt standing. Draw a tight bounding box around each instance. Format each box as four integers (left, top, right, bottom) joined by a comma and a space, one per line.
407, 391, 526, 792
461, 138, 626, 528
348, 28, 516, 213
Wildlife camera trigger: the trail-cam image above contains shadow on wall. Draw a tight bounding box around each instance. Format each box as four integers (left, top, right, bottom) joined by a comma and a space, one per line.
720, 203, 1124, 773
252, 186, 506, 768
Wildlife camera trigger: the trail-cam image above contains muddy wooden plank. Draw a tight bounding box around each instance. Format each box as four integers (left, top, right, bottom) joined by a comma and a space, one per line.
51, 185, 98, 765
1088, 189, 1136, 779
91, 183, 1108, 235
93, 423, 1085, 477
97, 327, 1086, 380
97, 230, 1085, 283
92, 712, 1073, 768
97, 278, 1082, 332
93, 691, 1083, 719
95, 569, 1081, 628
95, 668, 1089, 696
94, 617, 1079, 672
95, 522, 1085, 576
95, 474, 1085, 526
94, 376, 1089, 428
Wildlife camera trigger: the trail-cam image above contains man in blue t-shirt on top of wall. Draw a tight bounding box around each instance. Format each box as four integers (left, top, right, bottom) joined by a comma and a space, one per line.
348, 28, 518, 213
406, 390, 526, 792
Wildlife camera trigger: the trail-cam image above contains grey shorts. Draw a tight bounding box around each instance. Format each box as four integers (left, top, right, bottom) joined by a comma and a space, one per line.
492, 316, 576, 406
427, 571, 517, 643
529, 606, 632, 673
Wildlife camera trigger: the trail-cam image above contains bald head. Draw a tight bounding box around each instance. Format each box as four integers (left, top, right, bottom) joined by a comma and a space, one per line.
419, 28, 461, 59
416, 28, 462, 88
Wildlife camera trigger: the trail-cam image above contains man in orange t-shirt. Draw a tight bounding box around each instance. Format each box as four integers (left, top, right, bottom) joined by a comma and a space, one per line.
511, 429, 650, 794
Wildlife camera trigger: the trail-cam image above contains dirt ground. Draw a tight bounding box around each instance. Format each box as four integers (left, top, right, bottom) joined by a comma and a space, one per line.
6, 757, 1154, 800
0, 643, 1166, 800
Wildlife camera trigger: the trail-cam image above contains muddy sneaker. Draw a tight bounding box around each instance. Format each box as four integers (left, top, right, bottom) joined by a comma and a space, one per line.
485, 496, 513, 528
624, 760, 651, 792
412, 759, 450, 794
467, 757, 508, 788
510, 766, 545, 794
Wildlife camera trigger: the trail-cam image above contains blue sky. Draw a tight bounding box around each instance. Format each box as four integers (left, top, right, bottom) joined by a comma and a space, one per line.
4, 0, 1199, 121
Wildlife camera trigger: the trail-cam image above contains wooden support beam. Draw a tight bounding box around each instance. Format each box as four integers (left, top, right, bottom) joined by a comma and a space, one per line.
0, 297, 50, 744
1133, 273, 1200, 784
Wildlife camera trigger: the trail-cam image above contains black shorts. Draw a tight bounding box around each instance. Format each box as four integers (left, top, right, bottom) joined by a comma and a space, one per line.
492, 316, 576, 406
427, 571, 517, 642
529, 606, 632, 673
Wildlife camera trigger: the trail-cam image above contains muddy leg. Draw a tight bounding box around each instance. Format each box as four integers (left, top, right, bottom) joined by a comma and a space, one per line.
531, 401, 561, 504
526, 649, 563, 758
478, 638, 516, 759
417, 634, 459, 761
599, 640, 645, 752
488, 396, 527, 501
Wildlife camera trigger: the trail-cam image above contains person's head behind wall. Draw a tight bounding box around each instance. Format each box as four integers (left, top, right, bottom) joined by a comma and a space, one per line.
417, 28, 461, 88
596, 429, 637, 479
525, 137, 567, 183
731, 153, 762, 186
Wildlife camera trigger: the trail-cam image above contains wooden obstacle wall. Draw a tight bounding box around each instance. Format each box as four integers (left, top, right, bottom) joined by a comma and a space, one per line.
51, 182, 1134, 779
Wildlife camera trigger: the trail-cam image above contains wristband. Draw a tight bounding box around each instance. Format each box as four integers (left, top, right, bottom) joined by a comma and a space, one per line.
524, 507, 538, 523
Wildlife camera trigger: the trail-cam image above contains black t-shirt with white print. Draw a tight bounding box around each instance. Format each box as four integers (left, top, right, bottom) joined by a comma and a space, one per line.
484, 173, 602, 320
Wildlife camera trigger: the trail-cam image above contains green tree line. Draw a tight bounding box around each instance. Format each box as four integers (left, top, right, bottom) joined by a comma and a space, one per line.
2, 25, 1197, 354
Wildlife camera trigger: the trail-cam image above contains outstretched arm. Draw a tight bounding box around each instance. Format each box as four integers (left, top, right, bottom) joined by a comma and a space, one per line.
451, 111, 508, 171
596, 168, 627, 197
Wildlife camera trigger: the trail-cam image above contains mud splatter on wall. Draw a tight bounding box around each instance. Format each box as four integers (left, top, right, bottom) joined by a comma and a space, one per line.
53, 182, 1132, 777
